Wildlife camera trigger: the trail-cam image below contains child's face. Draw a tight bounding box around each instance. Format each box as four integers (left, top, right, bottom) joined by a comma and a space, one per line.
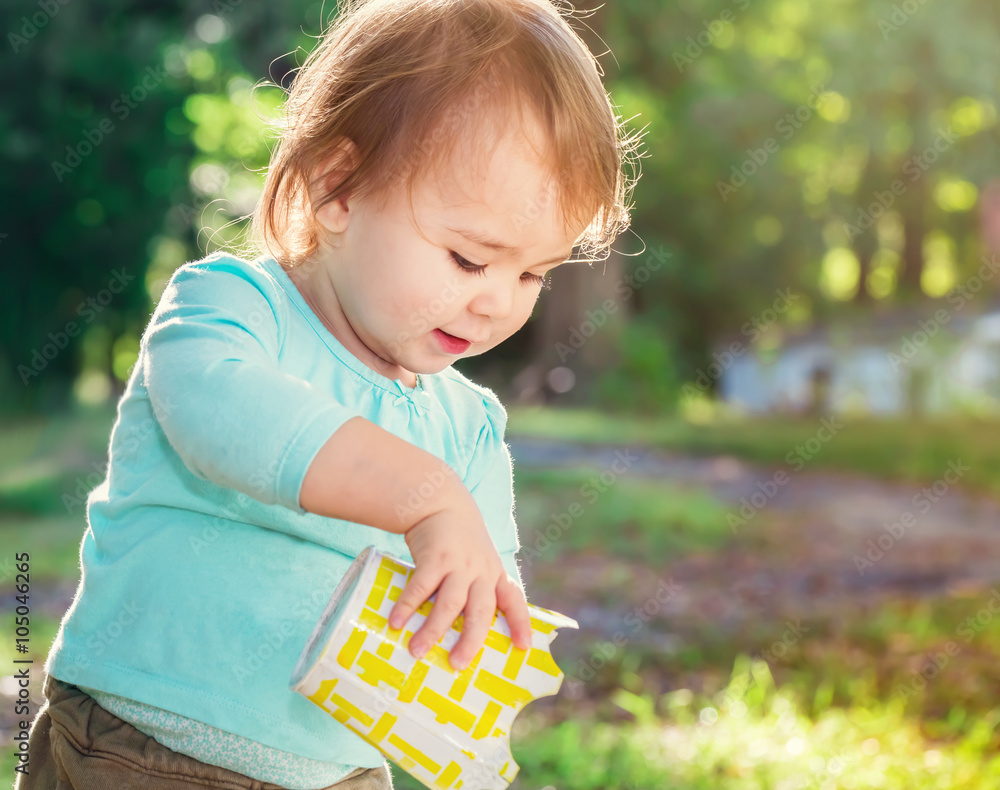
313, 113, 586, 379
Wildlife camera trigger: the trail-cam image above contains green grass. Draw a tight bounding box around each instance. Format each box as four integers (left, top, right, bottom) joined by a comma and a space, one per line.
388, 659, 1000, 790
0, 403, 115, 517
513, 466, 733, 562
6, 404, 1000, 788
553, 592, 1000, 741
508, 405, 1000, 495
516, 662, 1000, 789
0, 514, 83, 583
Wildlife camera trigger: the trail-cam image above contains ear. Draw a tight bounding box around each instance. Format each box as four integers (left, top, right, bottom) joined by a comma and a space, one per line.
308, 138, 360, 235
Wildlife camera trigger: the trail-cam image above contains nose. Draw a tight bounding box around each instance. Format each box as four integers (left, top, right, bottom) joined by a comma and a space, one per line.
466, 274, 517, 323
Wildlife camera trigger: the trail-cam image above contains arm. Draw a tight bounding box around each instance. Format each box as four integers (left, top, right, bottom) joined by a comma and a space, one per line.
300, 416, 531, 667
467, 436, 523, 590
143, 258, 366, 513
298, 415, 462, 533
143, 256, 529, 666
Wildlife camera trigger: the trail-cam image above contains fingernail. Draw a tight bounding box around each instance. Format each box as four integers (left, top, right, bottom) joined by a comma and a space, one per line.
412, 642, 426, 659
452, 655, 468, 671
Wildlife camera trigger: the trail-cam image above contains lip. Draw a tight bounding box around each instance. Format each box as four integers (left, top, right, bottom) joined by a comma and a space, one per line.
433, 328, 472, 354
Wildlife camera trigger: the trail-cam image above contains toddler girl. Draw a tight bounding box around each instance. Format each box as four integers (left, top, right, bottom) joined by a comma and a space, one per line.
19, 0, 635, 787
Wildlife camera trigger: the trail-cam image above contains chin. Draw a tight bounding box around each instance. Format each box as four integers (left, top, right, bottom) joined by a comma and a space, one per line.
410, 350, 476, 374
416, 357, 462, 373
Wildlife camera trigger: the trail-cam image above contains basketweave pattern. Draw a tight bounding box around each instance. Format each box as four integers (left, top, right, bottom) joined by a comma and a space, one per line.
300, 555, 572, 790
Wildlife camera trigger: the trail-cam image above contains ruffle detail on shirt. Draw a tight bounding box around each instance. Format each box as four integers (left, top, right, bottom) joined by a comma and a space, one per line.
391, 378, 434, 414
460, 391, 508, 488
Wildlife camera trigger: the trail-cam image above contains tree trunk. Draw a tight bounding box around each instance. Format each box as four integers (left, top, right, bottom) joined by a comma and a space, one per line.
899, 203, 926, 297
852, 149, 880, 303
519, 251, 627, 404
515, 3, 630, 405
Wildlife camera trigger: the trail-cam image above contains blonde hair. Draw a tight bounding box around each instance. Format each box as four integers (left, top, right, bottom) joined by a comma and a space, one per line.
247, 0, 642, 269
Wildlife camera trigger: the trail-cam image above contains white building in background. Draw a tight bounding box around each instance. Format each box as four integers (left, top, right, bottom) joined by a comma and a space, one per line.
718, 306, 1000, 416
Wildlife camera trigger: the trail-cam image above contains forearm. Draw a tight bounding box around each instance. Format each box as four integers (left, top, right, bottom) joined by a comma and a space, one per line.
299, 416, 471, 532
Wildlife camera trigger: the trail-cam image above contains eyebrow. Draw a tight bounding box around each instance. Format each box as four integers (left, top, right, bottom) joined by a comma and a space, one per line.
448, 226, 574, 266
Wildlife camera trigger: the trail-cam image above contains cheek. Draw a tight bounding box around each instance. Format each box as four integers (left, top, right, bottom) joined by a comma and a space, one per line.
384, 270, 453, 330
514, 288, 542, 322
489, 290, 538, 340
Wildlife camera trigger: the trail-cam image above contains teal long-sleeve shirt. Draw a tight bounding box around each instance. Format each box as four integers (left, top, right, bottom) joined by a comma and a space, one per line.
45, 251, 524, 767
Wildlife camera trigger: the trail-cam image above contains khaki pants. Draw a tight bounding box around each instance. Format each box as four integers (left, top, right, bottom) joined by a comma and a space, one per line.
15, 675, 394, 790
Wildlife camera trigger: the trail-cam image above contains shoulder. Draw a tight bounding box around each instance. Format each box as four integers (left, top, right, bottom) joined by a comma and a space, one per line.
145, 252, 293, 355
164, 251, 284, 303
433, 368, 509, 484
434, 366, 508, 439
154, 251, 289, 328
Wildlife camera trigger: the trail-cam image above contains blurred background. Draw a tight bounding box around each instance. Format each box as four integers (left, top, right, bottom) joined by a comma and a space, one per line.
5, 0, 1000, 786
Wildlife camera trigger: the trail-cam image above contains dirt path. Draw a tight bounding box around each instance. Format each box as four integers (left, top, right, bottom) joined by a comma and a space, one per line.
7, 438, 1000, 731
508, 437, 1000, 668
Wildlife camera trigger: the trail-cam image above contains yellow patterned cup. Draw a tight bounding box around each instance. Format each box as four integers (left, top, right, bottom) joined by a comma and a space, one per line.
290, 546, 578, 790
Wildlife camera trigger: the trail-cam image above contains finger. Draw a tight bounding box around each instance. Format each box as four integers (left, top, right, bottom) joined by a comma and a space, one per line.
496, 575, 532, 650
389, 566, 443, 632
409, 574, 467, 661
449, 579, 495, 670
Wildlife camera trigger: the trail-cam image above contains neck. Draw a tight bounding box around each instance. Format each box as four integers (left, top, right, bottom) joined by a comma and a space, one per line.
287, 255, 418, 388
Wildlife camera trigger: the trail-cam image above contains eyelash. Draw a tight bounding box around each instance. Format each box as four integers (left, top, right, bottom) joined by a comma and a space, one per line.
450, 252, 552, 291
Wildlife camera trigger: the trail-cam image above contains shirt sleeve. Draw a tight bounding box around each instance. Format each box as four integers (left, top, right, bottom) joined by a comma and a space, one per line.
464, 394, 524, 591
141, 257, 365, 514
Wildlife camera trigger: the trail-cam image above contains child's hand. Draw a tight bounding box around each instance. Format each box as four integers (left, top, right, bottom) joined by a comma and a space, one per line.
389, 497, 532, 671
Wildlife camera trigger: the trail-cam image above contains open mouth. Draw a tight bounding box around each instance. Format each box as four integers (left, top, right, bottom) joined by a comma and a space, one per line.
434, 329, 471, 354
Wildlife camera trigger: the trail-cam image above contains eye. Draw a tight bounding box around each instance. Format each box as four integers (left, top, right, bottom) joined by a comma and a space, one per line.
450, 252, 552, 291
450, 251, 486, 277
522, 272, 551, 291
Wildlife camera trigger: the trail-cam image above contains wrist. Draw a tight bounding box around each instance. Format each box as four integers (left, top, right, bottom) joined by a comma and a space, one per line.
400, 460, 472, 531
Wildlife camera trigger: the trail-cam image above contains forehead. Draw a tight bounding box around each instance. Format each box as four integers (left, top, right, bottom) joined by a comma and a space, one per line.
411, 110, 582, 251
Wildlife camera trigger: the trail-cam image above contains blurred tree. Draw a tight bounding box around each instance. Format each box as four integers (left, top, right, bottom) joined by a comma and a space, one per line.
5, 1, 192, 411
7, 0, 1000, 416
2, 0, 324, 414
